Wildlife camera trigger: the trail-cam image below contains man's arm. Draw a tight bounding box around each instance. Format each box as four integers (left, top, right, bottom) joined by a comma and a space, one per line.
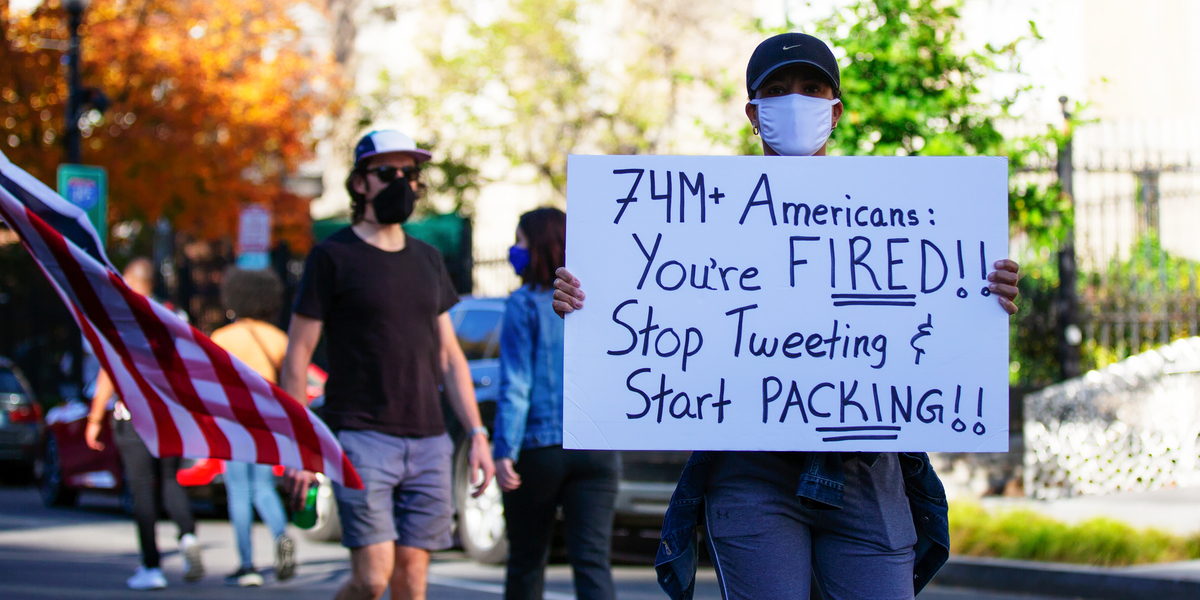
438, 312, 495, 497
280, 314, 323, 405
280, 313, 323, 510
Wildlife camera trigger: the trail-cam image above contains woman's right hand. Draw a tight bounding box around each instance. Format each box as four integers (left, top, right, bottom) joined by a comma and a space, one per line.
496, 458, 522, 492
84, 420, 104, 451
552, 267, 585, 319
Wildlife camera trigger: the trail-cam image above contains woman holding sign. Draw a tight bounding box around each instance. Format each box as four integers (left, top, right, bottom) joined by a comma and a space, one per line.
495, 208, 619, 600
553, 33, 1021, 600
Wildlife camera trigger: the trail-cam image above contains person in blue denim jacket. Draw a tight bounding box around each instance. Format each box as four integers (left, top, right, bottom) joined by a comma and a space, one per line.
494, 208, 620, 600
552, 33, 1022, 600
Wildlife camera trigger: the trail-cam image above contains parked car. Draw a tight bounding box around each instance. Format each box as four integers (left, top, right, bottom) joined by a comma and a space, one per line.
303, 297, 689, 564
38, 364, 328, 511
0, 357, 43, 479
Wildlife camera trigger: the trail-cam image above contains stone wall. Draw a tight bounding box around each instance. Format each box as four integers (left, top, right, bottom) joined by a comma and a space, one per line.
1023, 338, 1200, 499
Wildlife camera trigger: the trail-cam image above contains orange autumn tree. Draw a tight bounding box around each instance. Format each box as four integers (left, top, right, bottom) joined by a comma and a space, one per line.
1, 0, 341, 251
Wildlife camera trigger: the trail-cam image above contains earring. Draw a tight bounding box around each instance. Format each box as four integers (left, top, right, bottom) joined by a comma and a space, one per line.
753, 126, 759, 136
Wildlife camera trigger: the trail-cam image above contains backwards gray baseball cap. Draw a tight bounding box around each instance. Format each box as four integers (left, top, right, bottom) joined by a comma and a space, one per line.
353, 130, 432, 168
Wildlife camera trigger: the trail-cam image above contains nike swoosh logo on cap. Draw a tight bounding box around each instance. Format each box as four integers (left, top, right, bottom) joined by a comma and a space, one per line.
782, 44, 802, 50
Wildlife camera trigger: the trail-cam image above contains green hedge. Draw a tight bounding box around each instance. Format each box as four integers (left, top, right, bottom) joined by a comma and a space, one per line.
951, 502, 1200, 566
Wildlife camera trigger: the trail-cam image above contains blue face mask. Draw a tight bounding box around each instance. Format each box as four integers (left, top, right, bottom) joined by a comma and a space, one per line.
509, 245, 530, 275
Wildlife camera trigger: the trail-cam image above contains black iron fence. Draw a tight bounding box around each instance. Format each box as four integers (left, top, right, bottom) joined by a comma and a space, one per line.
1014, 112, 1200, 385
472, 247, 521, 298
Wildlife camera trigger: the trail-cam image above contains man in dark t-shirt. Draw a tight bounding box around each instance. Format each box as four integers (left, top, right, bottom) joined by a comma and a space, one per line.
281, 130, 494, 600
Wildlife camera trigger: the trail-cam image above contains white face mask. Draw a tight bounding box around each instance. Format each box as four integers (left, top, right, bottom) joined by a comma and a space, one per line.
750, 94, 841, 156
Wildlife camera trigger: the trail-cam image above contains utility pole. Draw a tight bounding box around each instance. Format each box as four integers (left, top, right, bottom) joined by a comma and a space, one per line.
63, 0, 88, 165
62, 0, 89, 399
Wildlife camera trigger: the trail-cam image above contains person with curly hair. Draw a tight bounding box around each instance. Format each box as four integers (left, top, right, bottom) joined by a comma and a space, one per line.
210, 267, 296, 586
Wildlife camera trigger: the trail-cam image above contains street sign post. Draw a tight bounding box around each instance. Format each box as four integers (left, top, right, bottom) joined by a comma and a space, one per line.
56, 164, 107, 246
236, 204, 272, 270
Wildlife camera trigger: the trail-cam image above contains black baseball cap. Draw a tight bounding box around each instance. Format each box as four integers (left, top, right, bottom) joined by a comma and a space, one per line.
746, 33, 840, 99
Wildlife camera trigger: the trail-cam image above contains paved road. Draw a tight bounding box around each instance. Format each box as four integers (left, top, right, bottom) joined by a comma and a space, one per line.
0, 483, 1076, 599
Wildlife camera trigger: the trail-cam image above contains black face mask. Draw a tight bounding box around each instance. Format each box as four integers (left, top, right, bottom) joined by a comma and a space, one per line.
370, 177, 416, 224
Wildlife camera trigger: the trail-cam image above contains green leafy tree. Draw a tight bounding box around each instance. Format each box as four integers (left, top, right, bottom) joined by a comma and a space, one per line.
737, 0, 1074, 252
819, 0, 1007, 158
721, 0, 1080, 387
367, 0, 726, 208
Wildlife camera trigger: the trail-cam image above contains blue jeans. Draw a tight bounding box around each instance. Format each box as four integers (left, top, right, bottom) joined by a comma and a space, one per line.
704, 452, 917, 600
223, 461, 288, 569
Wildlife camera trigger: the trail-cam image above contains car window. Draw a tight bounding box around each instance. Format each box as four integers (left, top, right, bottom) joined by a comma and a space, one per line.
0, 369, 24, 394
455, 309, 503, 361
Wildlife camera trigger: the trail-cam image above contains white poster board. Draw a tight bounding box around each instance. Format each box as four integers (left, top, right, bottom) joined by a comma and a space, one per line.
563, 155, 1009, 452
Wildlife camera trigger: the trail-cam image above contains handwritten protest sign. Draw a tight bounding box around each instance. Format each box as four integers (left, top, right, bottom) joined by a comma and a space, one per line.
563, 155, 1009, 452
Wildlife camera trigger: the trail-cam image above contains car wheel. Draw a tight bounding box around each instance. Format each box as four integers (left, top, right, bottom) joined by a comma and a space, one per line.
40, 436, 78, 508
453, 439, 508, 564
301, 473, 342, 543
2, 459, 36, 484
19, 459, 37, 484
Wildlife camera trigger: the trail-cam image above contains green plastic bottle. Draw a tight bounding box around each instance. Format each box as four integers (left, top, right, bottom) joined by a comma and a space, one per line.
292, 485, 319, 529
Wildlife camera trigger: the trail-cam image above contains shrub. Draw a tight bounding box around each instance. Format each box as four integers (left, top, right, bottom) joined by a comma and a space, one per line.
950, 502, 1200, 566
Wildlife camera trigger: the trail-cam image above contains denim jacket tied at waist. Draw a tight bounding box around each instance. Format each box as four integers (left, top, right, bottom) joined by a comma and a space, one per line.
654, 451, 949, 600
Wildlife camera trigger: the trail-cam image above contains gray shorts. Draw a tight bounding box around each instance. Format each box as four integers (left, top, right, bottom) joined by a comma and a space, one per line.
332, 430, 454, 550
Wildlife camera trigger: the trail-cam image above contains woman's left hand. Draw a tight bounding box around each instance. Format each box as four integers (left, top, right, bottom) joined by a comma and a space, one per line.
988, 260, 1021, 315
84, 420, 104, 451
496, 458, 521, 492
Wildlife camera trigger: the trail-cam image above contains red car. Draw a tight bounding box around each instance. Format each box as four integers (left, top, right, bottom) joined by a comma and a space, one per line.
38, 365, 327, 511
0, 358, 43, 479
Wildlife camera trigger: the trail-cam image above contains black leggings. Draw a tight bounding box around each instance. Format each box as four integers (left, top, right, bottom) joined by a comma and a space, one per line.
113, 420, 195, 569
501, 446, 619, 600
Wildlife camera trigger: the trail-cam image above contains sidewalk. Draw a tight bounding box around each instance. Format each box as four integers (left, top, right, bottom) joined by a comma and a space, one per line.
932, 486, 1200, 598
978, 486, 1200, 538
933, 556, 1200, 600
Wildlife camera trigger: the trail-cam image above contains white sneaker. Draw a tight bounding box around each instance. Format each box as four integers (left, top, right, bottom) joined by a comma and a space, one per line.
179, 533, 204, 582
275, 534, 296, 581
225, 566, 264, 587
126, 566, 167, 590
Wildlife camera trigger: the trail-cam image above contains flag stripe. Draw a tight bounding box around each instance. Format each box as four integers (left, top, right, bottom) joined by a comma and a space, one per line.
0, 188, 90, 312
270, 384, 324, 473
19, 204, 186, 455
111, 274, 233, 459
0, 172, 109, 268
0, 152, 361, 488
195, 333, 281, 465
74, 305, 163, 451
0, 200, 166, 450
342, 453, 361, 489
69, 303, 159, 441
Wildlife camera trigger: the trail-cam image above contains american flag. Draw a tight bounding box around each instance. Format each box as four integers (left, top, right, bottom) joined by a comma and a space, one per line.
0, 151, 362, 489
